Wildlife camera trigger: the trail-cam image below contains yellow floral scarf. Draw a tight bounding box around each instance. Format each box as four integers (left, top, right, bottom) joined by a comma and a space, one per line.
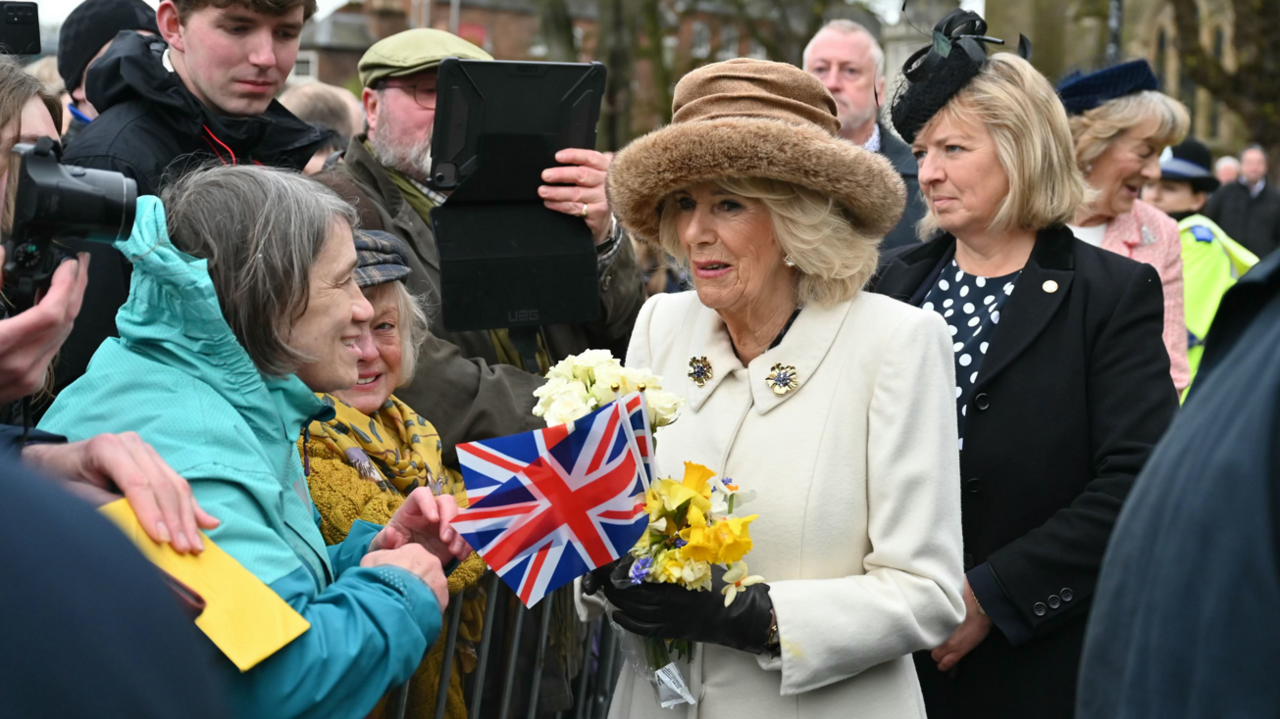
307, 393, 462, 500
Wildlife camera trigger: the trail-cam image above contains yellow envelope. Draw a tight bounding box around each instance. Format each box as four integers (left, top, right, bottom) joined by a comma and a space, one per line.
100, 499, 311, 672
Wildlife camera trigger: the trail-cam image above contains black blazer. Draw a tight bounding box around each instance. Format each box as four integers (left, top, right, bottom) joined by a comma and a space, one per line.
868, 226, 1179, 718
878, 124, 925, 250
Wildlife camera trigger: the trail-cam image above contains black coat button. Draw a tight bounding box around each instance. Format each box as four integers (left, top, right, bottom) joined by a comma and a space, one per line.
1061, 588, 1074, 602
965, 478, 983, 494
963, 552, 975, 570
974, 393, 990, 410
1048, 595, 1061, 609
1033, 602, 1047, 617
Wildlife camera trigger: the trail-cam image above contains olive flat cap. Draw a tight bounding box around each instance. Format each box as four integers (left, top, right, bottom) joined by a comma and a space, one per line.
358, 29, 493, 88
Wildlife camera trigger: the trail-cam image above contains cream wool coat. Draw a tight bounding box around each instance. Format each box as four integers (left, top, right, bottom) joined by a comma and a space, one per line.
607, 290, 966, 719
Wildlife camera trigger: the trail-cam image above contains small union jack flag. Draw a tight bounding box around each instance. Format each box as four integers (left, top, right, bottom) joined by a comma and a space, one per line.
453, 393, 654, 607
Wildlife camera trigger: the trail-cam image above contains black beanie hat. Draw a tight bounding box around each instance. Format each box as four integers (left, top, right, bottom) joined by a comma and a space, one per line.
58, 0, 160, 92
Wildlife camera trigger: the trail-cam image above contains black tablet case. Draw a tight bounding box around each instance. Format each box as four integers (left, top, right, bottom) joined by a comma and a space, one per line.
429, 59, 607, 334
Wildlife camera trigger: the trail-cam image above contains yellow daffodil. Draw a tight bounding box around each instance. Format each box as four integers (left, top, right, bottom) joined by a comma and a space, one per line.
645, 486, 666, 522
721, 561, 765, 606
680, 462, 716, 499
714, 514, 757, 564
685, 502, 707, 528
658, 478, 711, 516
680, 524, 720, 563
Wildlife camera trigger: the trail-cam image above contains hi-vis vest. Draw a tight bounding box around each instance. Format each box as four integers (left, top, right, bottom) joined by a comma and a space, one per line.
1180, 214, 1259, 392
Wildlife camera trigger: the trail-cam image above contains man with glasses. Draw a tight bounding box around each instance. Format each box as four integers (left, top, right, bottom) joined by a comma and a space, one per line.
320, 29, 643, 466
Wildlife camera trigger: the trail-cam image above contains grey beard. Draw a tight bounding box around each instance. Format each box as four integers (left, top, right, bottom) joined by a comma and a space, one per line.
369, 131, 433, 184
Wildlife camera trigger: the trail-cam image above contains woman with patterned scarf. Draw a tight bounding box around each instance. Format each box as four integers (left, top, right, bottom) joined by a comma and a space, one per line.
301, 230, 486, 719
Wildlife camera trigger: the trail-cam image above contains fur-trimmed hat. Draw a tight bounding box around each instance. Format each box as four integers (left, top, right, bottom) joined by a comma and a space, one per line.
606, 58, 905, 244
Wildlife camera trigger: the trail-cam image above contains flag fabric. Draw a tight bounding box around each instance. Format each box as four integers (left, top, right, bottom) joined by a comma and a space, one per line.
453, 393, 654, 607
624, 392, 655, 495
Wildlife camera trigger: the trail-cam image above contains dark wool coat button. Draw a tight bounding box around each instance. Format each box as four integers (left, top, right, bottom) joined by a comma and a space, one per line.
965, 478, 983, 493
974, 393, 990, 410
1033, 602, 1047, 616
1061, 588, 1074, 602
963, 552, 975, 570
1048, 595, 1061, 609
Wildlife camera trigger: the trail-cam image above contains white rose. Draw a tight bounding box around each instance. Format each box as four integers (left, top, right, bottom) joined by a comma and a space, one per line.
645, 389, 685, 428
588, 363, 627, 406
568, 349, 620, 385
620, 366, 662, 393
535, 378, 596, 426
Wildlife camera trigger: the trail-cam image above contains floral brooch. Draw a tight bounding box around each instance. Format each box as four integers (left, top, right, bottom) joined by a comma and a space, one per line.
765, 363, 799, 396
688, 356, 713, 387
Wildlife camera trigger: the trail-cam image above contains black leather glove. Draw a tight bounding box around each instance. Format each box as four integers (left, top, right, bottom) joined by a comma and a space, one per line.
602, 565, 774, 654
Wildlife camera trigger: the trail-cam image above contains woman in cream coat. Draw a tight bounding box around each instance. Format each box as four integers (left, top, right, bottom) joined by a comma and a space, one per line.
596, 58, 966, 719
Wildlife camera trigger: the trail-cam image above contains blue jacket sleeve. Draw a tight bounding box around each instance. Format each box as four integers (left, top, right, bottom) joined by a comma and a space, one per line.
328, 519, 381, 575
1, 425, 64, 459
218, 562, 441, 719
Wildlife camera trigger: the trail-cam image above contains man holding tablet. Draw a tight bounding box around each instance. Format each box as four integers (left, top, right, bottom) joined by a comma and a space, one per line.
319, 29, 643, 466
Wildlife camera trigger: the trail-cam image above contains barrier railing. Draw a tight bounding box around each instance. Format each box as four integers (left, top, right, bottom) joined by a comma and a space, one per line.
387, 573, 624, 719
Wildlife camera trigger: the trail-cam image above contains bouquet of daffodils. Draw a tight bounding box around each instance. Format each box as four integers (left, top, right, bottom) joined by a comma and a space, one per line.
532, 350, 685, 429
612, 462, 763, 708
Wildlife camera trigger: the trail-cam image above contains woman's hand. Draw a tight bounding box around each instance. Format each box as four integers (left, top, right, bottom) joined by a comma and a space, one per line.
361, 544, 450, 611
369, 489, 471, 563
23, 432, 220, 553
0, 251, 89, 404
931, 579, 992, 671
602, 565, 774, 654
538, 149, 614, 246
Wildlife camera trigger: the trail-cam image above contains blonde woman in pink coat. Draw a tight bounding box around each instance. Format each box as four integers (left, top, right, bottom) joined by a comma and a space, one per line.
1060, 60, 1191, 392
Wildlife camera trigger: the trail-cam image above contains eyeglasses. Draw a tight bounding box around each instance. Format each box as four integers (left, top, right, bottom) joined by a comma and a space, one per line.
380, 81, 438, 110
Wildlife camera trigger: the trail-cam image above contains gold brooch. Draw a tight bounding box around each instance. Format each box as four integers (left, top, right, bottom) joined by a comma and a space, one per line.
688, 356, 713, 387
765, 363, 799, 395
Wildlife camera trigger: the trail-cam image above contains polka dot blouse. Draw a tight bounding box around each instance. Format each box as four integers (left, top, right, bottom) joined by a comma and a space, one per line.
921, 260, 1022, 448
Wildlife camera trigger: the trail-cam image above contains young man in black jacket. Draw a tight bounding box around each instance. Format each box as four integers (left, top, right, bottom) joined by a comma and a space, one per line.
55, 0, 323, 397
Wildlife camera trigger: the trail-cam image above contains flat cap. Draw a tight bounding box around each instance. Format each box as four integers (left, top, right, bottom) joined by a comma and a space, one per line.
354, 230, 412, 288
358, 29, 492, 88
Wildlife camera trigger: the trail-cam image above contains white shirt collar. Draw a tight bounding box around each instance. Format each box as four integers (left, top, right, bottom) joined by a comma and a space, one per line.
861, 123, 882, 154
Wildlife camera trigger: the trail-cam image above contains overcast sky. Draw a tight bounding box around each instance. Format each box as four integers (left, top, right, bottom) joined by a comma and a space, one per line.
36, 0, 982, 31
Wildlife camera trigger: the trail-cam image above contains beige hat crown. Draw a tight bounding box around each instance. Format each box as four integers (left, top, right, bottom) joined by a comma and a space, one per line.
671, 58, 841, 136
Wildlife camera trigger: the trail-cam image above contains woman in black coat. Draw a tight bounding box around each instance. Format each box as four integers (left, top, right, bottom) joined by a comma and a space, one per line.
869, 12, 1179, 718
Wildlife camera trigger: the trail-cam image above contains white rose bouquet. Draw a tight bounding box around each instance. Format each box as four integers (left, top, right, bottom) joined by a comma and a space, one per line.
533, 351, 685, 430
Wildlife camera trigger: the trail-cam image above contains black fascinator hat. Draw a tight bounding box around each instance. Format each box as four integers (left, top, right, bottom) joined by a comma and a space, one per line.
890, 10, 1032, 144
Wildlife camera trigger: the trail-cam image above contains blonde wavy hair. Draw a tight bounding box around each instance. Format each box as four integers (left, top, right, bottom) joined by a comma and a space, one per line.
1070, 91, 1190, 172
657, 176, 880, 307
916, 53, 1087, 239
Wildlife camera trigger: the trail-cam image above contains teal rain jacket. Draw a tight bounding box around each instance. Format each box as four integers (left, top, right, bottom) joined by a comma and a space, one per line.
39, 197, 442, 719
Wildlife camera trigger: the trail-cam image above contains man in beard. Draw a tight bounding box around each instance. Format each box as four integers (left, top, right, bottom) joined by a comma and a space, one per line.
803, 20, 923, 249
318, 29, 643, 467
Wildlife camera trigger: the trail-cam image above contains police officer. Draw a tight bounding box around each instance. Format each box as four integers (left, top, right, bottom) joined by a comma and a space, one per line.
1143, 138, 1259, 387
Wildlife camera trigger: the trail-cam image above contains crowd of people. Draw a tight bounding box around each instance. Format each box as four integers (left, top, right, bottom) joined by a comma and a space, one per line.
2, 0, 1278, 718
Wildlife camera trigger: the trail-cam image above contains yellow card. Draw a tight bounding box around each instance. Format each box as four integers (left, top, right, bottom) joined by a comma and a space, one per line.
100, 499, 311, 672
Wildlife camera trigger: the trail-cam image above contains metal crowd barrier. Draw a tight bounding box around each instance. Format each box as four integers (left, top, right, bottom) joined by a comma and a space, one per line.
385, 573, 624, 719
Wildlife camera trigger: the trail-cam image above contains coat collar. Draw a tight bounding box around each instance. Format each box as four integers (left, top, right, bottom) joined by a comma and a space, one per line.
973, 227, 1075, 389
344, 136, 441, 270
684, 297, 851, 415
872, 227, 1076, 389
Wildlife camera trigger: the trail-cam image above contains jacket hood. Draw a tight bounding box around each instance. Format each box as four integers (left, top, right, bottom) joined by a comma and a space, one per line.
85, 31, 323, 168
113, 195, 331, 438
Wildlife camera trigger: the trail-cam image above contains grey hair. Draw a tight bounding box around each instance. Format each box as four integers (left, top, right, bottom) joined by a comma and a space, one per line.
803, 19, 885, 81
161, 164, 359, 377
363, 280, 430, 387
1216, 155, 1240, 171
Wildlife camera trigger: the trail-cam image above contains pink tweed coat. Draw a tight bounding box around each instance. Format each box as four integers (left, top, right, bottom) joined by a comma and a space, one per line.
1101, 199, 1190, 392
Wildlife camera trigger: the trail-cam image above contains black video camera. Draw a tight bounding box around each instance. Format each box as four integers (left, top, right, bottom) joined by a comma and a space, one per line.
2, 137, 137, 314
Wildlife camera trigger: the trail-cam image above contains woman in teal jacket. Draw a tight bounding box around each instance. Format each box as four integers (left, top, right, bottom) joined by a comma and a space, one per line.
39, 165, 467, 719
